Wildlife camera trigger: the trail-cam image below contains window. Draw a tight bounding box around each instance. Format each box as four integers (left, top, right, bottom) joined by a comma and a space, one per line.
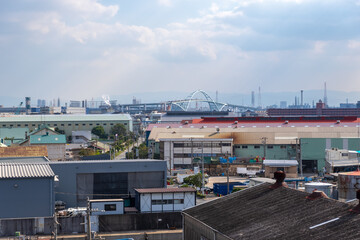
82, 124, 86, 126
10, 124, 13, 127
277, 167, 285, 171
25, 124, 28, 127
61, 124, 64, 126
280, 145, 287, 149
174, 143, 184, 148
103, 123, 107, 126
17, 124, 21, 127
89, 124, 93, 126
75, 124, 79, 126
110, 123, 114, 126
124, 123, 127, 125
32, 124, 35, 127
342, 153, 349, 157
267, 145, 273, 149
54, 124, 57, 126
96, 123, 100, 126
2, 125, 6, 127
254, 145, 260, 149
152, 200, 163, 205
174, 199, 184, 204
68, 124, 72, 126
222, 143, 231, 146
242, 146, 248, 149
104, 204, 116, 211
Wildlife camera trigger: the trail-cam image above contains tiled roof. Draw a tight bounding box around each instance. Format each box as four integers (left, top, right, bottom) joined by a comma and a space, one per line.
0, 163, 55, 178
0, 146, 48, 157
183, 183, 360, 240
135, 187, 196, 193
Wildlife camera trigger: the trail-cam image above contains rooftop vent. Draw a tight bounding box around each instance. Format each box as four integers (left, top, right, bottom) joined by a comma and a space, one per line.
269, 171, 288, 189
306, 190, 329, 200
350, 190, 360, 213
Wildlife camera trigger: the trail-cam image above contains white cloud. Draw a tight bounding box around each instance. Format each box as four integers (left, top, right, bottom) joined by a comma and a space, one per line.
348, 40, 360, 49
313, 41, 327, 54
158, 0, 172, 7
58, 0, 119, 18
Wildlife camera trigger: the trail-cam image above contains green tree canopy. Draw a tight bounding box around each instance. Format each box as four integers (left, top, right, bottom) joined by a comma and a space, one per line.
110, 123, 127, 139
91, 126, 107, 139
183, 173, 203, 188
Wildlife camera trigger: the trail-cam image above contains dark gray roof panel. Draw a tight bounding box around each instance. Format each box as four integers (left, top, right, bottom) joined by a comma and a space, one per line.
184, 183, 360, 240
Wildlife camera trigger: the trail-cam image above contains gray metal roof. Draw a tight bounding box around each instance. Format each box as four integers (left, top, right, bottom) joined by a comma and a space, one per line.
0, 156, 49, 163
263, 159, 299, 167
0, 163, 55, 179
0, 114, 132, 122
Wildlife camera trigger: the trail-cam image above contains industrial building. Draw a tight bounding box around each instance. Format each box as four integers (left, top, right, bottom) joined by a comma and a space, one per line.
182, 173, 360, 239
147, 116, 360, 172
134, 188, 196, 213
0, 163, 55, 219
0, 114, 133, 137
49, 160, 167, 208
268, 100, 360, 116
159, 138, 233, 169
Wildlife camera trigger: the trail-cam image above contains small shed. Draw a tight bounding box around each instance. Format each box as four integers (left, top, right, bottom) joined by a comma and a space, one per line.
263, 160, 298, 178
135, 188, 196, 213
0, 163, 55, 219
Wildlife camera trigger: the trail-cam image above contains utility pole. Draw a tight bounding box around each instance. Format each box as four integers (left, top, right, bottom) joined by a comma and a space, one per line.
86, 197, 92, 240
202, 142, 205, 195
261, 137, 267, 170
53, 211, 58, 240
226, 152, 230, 195
296, 138, 303, 177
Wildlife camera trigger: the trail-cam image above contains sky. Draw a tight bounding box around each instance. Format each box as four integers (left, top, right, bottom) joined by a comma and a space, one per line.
0, 0, 360, 105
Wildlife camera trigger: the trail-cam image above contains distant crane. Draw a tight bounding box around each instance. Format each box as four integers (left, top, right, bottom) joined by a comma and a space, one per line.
15, 102, 23, 115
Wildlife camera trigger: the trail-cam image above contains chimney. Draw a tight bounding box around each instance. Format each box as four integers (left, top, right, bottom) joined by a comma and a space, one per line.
350, 190, 360, 213
269, 171, 288, 189
306, 189, 329, 200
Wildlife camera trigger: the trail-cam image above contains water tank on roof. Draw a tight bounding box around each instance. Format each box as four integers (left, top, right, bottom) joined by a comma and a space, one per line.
305, 182, 333, 197
338, 171, 360, 201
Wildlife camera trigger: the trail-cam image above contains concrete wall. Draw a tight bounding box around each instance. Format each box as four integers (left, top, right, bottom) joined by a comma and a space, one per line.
0, 177, 54, 219
0, 216, 84, 236
50, 160, 167, 208
46, 144, 66, 160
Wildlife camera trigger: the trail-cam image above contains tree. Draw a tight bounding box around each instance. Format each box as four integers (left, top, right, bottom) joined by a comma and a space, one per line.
183, 173, 203, 189
110, 124, 127, 139
138, 143, 148, 159
91, 126, 107, 139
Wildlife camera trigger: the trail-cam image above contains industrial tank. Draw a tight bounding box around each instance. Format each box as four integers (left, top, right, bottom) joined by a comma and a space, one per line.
338, 171, 360, 201
305, 182, 333, 197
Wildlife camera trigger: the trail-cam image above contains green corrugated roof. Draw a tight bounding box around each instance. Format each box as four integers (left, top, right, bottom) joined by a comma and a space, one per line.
0, 114, 132, 122
0, 128, 29, 139
30, 134, 66, 144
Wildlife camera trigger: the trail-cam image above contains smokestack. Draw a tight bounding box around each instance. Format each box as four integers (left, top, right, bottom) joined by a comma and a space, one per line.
350, 190, 360, 213
324, 82, 328, 107
306, 189, 329, 200
269, 171, 288, 189
251, 91, 255, 107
